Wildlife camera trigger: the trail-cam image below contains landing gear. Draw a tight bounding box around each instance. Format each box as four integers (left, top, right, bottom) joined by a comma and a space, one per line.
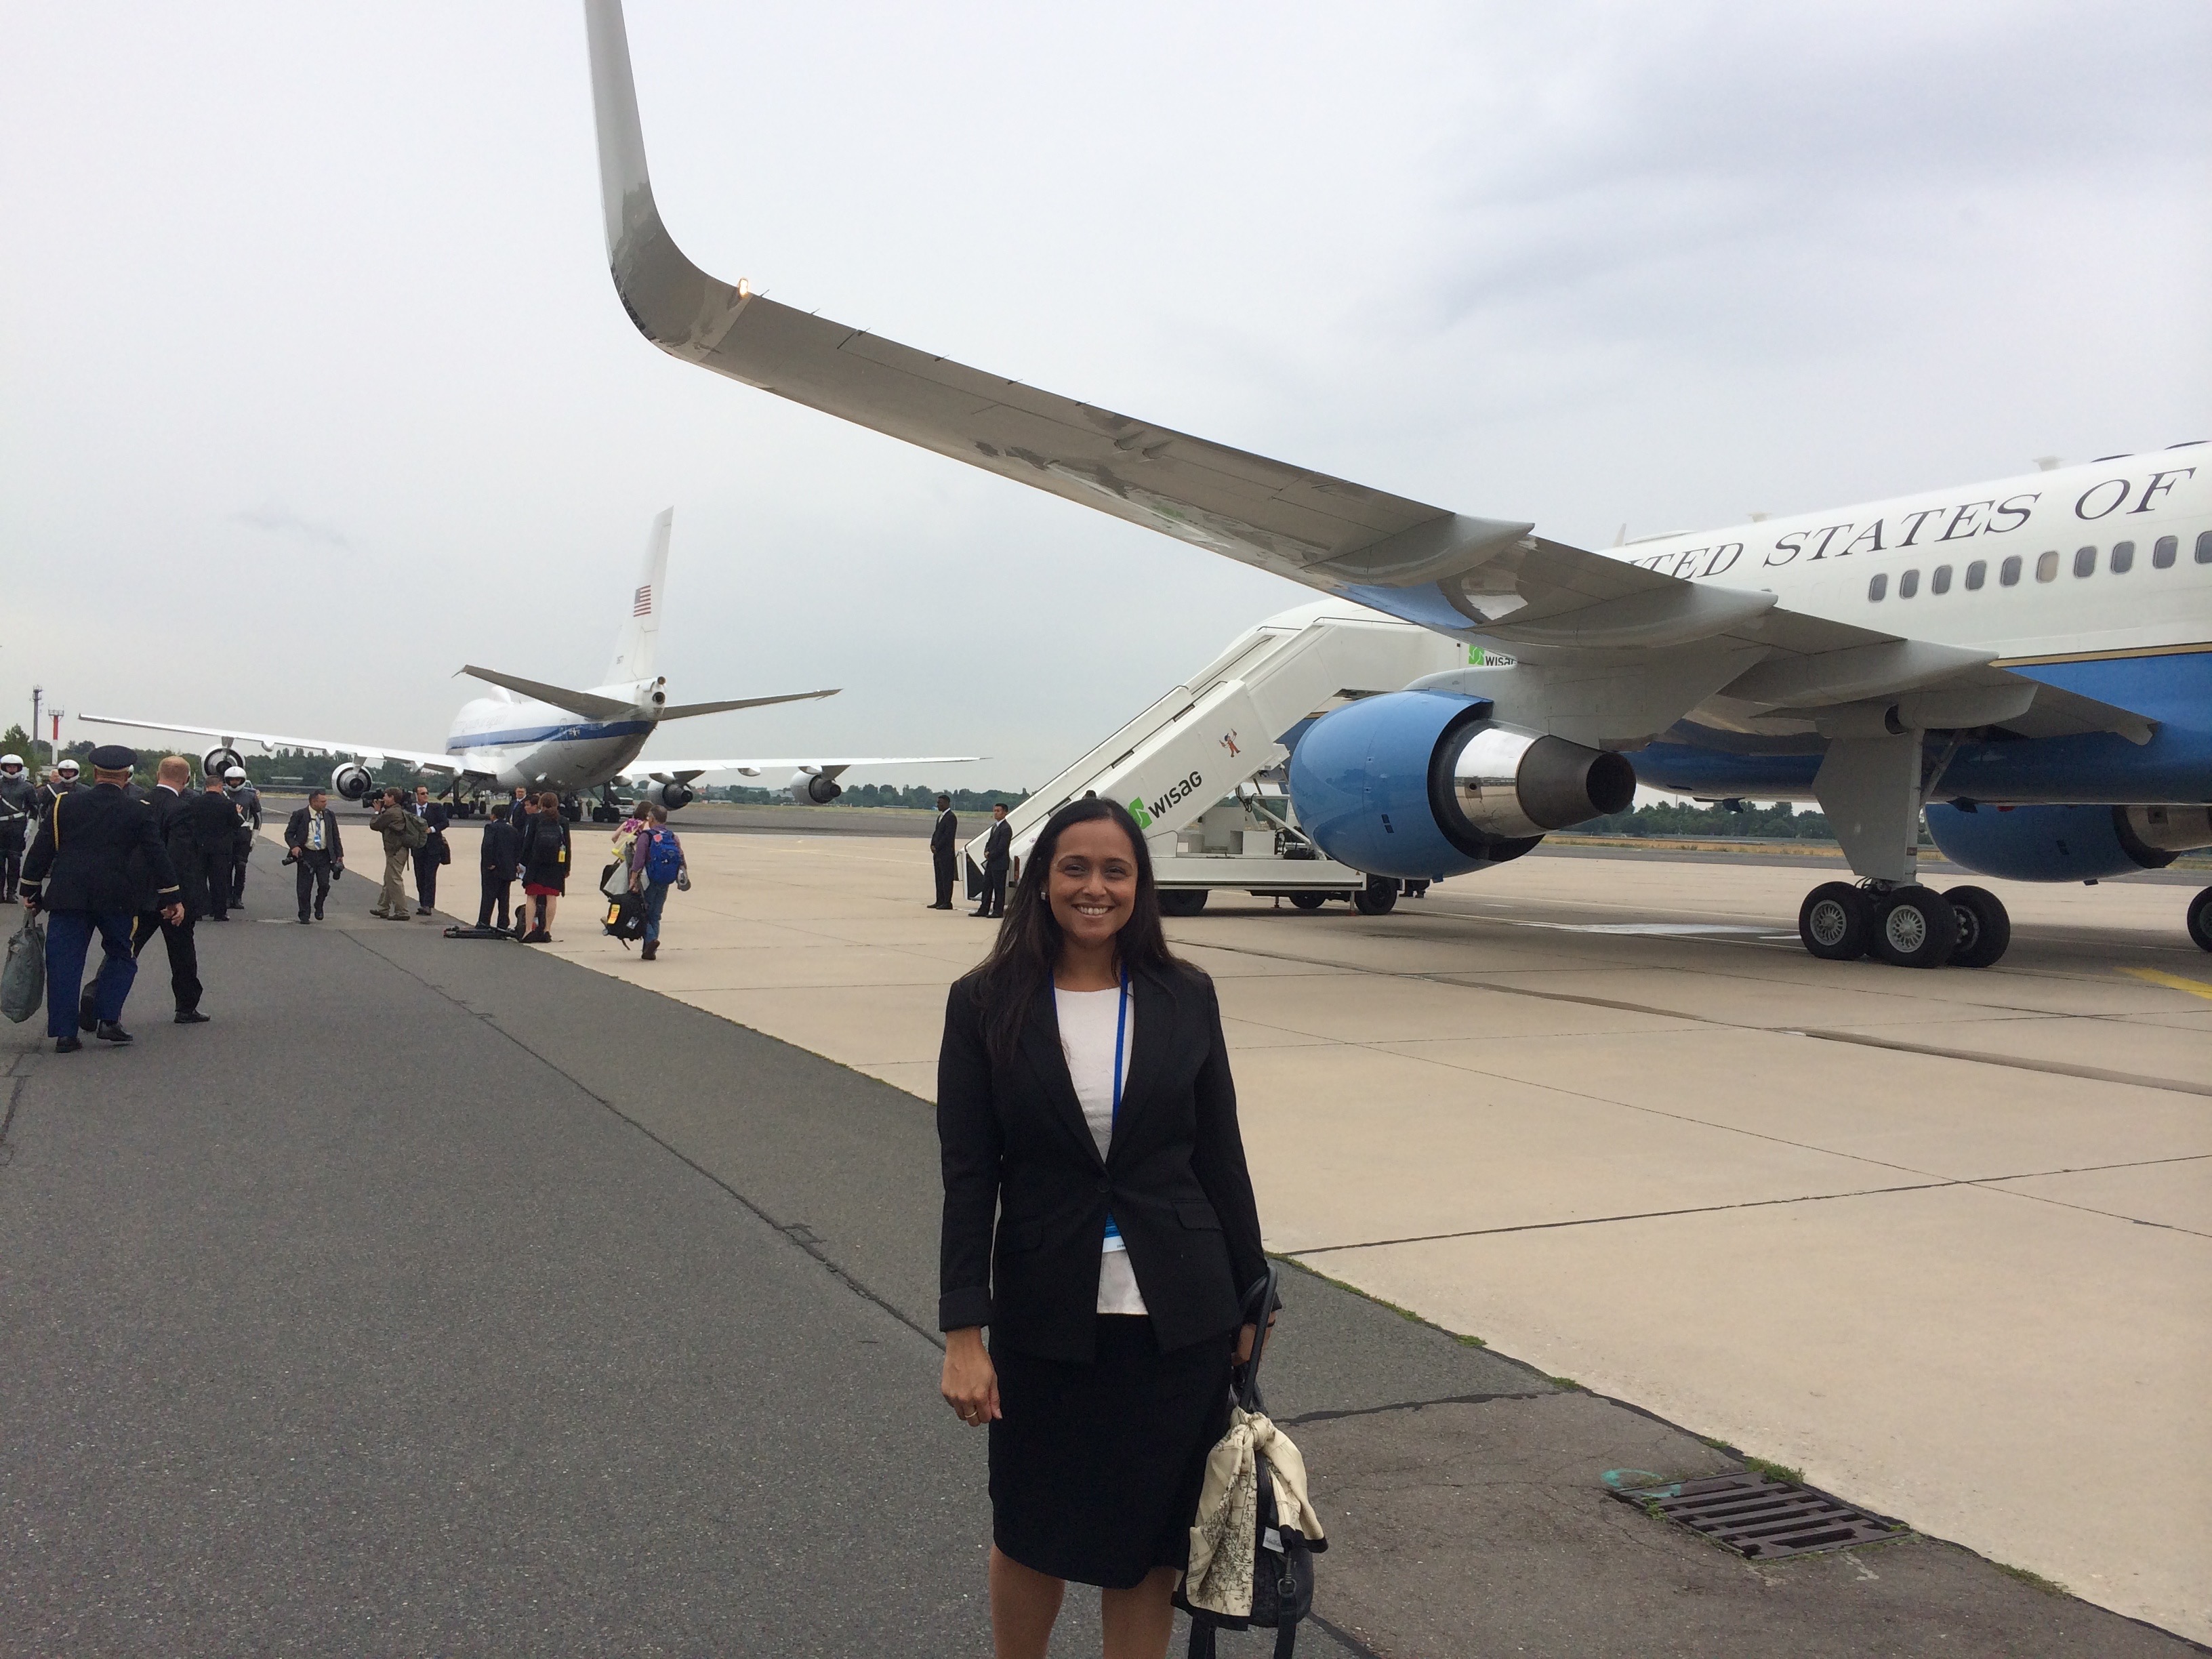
2189, 886, 2212, 954
1943, 885, 2011, 969
1351, 876, 1399, 916
1867, 884, 1959, 969
1158, 888, 1208, 918
1799, 882, 1870, 960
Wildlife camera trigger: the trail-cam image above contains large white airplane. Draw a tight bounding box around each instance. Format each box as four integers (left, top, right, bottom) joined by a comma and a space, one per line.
87, 508, 976, 819
579, 1, 2211, 966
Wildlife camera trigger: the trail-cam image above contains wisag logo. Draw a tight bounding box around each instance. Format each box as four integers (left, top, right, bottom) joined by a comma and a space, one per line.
1130, 771, 1204, 830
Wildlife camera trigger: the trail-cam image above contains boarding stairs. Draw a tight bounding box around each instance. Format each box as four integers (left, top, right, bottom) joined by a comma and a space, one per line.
966, 600, 1466, 907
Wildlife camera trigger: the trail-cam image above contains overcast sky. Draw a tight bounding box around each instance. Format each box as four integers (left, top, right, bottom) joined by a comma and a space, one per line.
3, 1, 2205, 790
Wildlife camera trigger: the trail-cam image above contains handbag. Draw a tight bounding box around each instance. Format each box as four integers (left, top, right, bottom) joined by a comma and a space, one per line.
3, 907, 46, 1025
1176, 1265, 1326, 1658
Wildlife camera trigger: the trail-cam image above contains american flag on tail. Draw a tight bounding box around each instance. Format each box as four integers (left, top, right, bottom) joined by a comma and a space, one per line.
633, 585, 653, 617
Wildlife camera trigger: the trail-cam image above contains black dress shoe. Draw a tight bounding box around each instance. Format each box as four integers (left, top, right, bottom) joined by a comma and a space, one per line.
78, 1002, 97, 1033
175, 1010, 211, 1025
54, 1035, 81, 1054
298, 915, 312, 924
94, 1021, 133, 1044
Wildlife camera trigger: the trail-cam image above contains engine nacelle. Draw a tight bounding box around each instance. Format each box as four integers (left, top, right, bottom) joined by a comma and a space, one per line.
1288, 691, 1635, 881
788, 771, 843, 805
203, 746, 245, 779
1925, 802, 2212, 882
330, 762, 375, 802
640, 779, 695, 812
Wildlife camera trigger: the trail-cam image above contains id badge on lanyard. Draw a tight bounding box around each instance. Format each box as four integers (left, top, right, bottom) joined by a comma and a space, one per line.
1102, 966, 1130, 1254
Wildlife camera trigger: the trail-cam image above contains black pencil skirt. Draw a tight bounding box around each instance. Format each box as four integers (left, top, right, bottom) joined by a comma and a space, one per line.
989, 1315, 1233, 1589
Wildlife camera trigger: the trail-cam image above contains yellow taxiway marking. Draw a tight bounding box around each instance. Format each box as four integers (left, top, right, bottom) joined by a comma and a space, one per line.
2121, 967, 2212, 1003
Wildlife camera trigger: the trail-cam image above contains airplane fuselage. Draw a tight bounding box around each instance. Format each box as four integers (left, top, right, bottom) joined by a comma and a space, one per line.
443, 693, 655, 795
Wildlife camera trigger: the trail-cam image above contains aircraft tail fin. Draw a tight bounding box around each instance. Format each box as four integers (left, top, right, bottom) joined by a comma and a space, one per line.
605, 507, 672, 685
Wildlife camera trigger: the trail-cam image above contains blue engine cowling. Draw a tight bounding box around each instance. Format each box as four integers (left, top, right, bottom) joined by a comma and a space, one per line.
1287, 691, 1637, 881
1923, 802, 2184, 881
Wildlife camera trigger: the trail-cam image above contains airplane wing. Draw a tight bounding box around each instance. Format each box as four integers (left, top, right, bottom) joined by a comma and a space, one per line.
78, 713, 480, 776
619, 756, 982, 783
581, 0, 2154, 747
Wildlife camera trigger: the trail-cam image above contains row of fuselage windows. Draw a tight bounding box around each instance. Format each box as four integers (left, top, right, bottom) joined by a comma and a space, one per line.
1866, 530, 2212, 601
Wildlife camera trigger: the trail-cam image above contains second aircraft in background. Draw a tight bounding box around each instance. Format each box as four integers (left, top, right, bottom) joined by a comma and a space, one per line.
85, 509, 979, 820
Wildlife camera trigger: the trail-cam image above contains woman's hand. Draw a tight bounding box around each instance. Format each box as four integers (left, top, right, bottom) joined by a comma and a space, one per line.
941, 1328, 1000, 1428
1233, 1309, 1279, 1365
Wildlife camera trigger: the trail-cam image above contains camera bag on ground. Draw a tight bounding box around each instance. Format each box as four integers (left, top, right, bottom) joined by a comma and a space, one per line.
1175, 1265, 1326, 1658
441, 925, 518, 941
2, 908, 45, 1024
602, 889, 647, 945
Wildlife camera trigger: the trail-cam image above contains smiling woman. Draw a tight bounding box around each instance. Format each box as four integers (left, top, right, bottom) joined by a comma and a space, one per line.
935, 798, 1271, 1659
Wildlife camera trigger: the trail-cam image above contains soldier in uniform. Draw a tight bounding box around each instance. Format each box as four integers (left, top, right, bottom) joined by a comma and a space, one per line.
37, 757, 83, 811
18, 744, 183, 1052
0, 753, 34, 901
223, 765, 263, 909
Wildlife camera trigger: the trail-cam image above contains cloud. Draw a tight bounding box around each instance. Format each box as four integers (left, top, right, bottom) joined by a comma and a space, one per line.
232, 501, 358, 553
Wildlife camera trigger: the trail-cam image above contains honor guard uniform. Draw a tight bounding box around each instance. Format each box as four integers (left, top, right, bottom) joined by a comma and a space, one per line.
0, 754, 33, 900
223, 766, 262, 907
18, 744, 184, 1052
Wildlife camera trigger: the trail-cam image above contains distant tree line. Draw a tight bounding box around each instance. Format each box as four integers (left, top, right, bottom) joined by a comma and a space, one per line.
713, 783, 1028, 811
1572, 800, 1835, 840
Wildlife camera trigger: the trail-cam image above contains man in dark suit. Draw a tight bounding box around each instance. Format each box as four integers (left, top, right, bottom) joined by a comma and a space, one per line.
181, 774, 243, 922
928, 794, 958, 909
284, 788, 344, 922
972, 802, 1012, 918
409, 784, 451, 916
477, 801, 518, 930
19, 744, 183, 1051
79, 754, 208, 1031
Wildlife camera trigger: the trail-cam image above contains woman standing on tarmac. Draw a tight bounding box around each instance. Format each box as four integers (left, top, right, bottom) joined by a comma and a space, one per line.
937, 797, 1273, 1659
518, 791, 571, 941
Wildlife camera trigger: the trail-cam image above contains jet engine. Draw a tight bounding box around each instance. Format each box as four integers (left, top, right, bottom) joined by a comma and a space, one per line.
203, 746, 245, 779
788, 771, 842, 804
330, 762, 375, 802
1287, 691, 1635, 881
1924, 802, 2212, 882
639, 779, 695, 812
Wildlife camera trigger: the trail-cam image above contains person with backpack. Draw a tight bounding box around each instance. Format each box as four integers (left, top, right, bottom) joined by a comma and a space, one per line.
626, 803, 689, 961
368, 787, 425, 921
516, 791, 570, 942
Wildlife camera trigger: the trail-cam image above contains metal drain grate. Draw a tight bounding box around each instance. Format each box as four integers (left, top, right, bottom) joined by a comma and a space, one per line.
1611, 1472, 1908, 1559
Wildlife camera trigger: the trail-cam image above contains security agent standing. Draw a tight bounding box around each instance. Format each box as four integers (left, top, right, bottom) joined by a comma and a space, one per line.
409, 783, 450, 916
285, 788, 344, 922
478, 801, 518, 930
0, 753, 35, 901
223, 766, 262, 908
18, 744, 184, 1052
182, 773, 243, 922
928, 793, 958, 909
972, 800, 1012, 918
37, 757, 83, 811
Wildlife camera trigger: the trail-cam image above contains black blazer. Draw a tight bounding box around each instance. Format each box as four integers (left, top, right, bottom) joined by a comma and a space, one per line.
937, 960, 1266, 1364
982, 817, 1012, 867
20, 782, 181, 915
930, 808, 957, 854
284, 805, 344, 861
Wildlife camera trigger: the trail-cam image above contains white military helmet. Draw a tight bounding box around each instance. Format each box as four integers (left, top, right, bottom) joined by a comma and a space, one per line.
56, 758, 79, 776
0, 754, 21, 769
224, 766, 247, 781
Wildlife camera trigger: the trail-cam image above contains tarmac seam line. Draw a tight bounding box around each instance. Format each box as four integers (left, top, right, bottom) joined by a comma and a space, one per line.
333, 927, 951, 1353
1800, 1027, 2212, 1099
1288, 1153, 2212, 1254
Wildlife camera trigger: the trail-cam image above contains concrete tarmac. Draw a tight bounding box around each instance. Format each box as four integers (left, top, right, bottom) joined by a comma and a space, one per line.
2, 840, 2198, 1653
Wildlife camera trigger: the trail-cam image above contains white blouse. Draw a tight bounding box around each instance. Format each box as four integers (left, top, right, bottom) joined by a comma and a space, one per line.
1055, 984, 1149, 1317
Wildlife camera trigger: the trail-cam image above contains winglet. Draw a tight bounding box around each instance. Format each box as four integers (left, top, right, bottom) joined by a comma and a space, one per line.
582, 0, 752, 358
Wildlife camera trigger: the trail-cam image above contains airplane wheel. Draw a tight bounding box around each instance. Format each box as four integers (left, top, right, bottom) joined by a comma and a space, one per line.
1943, 885, 2011, 968
1289, 893, 1326, 911
1158, 889, 1208, 918
2188, 886, 2212, 954
1868, 884, 1959, 969
1352, 879, 1398, 916
1799, 882, 1869, 960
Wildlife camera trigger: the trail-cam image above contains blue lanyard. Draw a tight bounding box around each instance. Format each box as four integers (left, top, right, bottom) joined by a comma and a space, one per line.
1103, 966, 1130, 1248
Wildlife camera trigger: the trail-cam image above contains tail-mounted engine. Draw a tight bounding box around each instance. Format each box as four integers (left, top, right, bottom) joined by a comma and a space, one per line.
788, 771, 842, 805
203, 746, 245, 779
1287, 691, 1635, 881
329, 762, 375, 802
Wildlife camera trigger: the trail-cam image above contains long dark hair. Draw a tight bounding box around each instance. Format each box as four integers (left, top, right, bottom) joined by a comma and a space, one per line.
975, 797, 1179, 1068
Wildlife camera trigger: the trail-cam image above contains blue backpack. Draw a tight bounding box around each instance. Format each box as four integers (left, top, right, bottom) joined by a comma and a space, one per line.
643, 827, 684, 883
